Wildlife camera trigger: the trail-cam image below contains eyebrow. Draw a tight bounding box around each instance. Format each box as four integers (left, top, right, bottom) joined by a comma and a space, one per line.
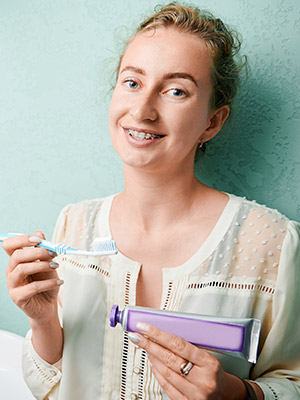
120, 66, 198, 87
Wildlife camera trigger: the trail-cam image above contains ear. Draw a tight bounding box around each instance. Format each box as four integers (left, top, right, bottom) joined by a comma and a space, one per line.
202, 105, 230, 142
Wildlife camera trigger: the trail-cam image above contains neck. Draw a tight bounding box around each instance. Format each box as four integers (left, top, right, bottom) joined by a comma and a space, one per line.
117, 164, 205, 233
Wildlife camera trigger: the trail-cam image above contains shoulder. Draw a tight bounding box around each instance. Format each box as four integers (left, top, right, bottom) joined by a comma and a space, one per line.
52, 195, 116, 245
59, 197, 107, 215
233, 192, 300, 242
229, 193, 292, 229
224, 194, 300, 282
58, 194, 116, 221
228, 193, 300, 258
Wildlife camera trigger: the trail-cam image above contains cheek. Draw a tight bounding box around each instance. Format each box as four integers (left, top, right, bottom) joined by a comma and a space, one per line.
185, 100, 210, 129
108, 94, 124, 136
108, 92, 128, 152
170, 110, 209, 152
173, 107, 205, 136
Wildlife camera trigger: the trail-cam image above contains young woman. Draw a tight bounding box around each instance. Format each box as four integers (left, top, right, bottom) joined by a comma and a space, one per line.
3, 4, 300, 400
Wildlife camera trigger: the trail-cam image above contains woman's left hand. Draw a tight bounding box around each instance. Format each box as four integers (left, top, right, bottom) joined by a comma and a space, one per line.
128, 323, 247, 400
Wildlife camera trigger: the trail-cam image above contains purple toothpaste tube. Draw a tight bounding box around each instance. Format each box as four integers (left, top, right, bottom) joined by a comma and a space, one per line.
110, 305, 261, 363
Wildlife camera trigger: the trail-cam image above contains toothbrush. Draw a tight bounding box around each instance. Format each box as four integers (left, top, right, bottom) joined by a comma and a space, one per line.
0, 233, 118, 256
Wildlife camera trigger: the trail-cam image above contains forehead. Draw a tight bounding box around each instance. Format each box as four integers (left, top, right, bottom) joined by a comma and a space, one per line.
120, 27, 213, 85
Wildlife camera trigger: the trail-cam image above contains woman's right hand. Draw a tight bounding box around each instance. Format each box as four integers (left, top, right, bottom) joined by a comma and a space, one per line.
3, 230, 63, 323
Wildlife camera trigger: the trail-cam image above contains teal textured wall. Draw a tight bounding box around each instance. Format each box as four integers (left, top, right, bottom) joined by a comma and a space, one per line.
0, 0, 299, 336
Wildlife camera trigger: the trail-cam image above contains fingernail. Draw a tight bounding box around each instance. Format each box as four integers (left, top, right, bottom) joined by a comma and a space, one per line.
49, 262, 59, 269
29, 236, 42, 243
48, 250, 57, 258
136, 322, 149, 332
128, 333, 141, 344
57, 279, 64, 286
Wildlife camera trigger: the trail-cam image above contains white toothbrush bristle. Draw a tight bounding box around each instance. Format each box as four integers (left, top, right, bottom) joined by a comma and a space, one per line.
92, 237, 117, 253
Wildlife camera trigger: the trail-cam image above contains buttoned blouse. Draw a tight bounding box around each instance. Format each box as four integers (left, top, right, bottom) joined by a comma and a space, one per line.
22, 194, 300, 399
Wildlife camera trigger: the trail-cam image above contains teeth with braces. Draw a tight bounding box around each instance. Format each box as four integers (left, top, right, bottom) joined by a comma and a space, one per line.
127, 129, 161, 140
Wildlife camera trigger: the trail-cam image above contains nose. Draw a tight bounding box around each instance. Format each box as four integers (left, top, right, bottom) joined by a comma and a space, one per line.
129, 92, 158, 122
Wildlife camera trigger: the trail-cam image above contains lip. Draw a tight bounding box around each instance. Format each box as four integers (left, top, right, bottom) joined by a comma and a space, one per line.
122, 126, 166, 148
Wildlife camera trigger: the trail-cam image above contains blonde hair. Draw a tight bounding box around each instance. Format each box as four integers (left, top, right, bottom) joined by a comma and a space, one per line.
117, 2, 246, 110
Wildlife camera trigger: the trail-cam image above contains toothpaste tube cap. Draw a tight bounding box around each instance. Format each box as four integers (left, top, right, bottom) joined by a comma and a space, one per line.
110, 305, 120, 327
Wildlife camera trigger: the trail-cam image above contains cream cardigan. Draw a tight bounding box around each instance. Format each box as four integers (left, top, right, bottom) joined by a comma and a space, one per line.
22, 194, 300, 399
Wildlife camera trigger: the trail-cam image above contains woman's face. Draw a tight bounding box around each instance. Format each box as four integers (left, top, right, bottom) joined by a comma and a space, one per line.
109, 26, 223, 173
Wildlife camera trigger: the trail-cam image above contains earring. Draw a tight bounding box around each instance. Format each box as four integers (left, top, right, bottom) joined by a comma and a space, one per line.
197, 139, 204, 149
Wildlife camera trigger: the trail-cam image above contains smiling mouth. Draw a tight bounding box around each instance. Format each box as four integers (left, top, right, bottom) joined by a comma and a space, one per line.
126, 128, 165, 141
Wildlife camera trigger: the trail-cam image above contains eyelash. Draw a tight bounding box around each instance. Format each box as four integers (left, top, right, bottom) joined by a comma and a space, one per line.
123, 79, 188, 98
166, 88, 187, 97
124, 79, 139, 90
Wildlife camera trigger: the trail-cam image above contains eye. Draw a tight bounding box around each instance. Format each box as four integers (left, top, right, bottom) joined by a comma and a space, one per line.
124, 79, 139, 90
166, 88, 187, 97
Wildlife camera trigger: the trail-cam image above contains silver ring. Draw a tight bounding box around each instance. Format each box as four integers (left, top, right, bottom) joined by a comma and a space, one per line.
180, 361, 194, 376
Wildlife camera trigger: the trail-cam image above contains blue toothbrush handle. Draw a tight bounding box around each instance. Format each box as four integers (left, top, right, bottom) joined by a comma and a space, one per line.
37, 240, 77, 255
0, 233, 23, 242
0, 234, 73, 255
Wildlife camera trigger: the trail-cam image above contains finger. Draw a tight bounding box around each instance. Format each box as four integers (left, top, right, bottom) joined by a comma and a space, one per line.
9, 278, 64, 306
149, 353, 198, 395
134, 322, 216, 367
8, 261, 59, 288
129, 331, 198, 386
150, 363, 189, 400
2, 234, 34, 256
7, 247, 57, 274
2, 230, 46, 255
35, 230, 46, 240
129, 331, 186, 374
